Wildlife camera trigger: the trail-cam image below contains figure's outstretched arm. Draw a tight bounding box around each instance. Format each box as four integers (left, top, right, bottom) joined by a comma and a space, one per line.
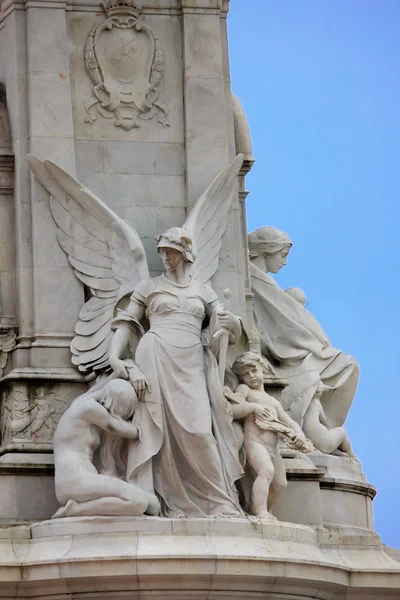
110, 298, 145, 365
109, 325, 132, 377
109, 299, 150, 400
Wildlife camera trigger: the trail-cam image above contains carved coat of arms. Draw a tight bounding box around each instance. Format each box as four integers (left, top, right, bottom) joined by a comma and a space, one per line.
84, 0, 169, 131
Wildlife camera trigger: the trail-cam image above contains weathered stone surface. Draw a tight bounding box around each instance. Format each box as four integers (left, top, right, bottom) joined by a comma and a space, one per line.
0, 0, 398, 596
0, 518, 395, 599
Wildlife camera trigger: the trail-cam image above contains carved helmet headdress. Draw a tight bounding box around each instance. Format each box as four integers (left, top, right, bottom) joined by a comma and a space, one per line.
248, 226, 292, 259
27, 153, 244, 378
156, 227, 195, 263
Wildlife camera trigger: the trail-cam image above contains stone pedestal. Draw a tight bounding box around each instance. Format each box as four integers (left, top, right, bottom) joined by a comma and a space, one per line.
311, 453, 376, 532
0, 0, 398, 596
275, 453, 376, 535
0, 517, 397, 599
0, 375, 85, 521
0, 452, 57, 522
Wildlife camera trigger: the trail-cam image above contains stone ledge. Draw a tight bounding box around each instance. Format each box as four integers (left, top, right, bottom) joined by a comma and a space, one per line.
0, 449, 54, 465
0, 0, 231, 15
0, 517, 395, 598
286, 467, 326, 481
320, 477, 377, 500
0, 367, 85, 383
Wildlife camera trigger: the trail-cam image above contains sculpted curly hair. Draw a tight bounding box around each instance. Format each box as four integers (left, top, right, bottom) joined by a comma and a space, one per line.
232, 351, 274, 378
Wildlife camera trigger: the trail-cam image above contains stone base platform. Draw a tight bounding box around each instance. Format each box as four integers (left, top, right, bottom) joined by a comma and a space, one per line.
0, 452, 377, 534
0, 517, 398, 599
276, 452, 376, 533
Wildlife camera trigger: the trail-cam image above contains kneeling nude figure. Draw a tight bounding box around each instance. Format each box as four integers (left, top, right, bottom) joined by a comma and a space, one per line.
232, 352, 312, 520
53, 379, 160, 518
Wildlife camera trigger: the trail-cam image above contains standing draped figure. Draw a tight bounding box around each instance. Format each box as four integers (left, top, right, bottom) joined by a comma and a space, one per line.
109, 228, 244, 518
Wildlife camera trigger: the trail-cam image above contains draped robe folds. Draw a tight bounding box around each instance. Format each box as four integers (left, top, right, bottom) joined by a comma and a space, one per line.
112, 275, 243, 518
250, 262, 359, 428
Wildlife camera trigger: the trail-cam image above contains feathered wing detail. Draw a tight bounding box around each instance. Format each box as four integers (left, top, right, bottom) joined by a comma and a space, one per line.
27, 155, 149, 374
184, 154, 244, 284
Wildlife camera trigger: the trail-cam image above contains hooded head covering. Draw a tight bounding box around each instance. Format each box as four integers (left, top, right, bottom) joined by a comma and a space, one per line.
248, 226, 292, 259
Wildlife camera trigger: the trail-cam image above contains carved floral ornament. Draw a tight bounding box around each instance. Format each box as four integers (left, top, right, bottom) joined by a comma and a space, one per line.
84, 0, 169, 131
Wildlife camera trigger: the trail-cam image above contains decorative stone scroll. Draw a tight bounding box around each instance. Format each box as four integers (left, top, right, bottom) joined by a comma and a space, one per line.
83, 0, 169, 131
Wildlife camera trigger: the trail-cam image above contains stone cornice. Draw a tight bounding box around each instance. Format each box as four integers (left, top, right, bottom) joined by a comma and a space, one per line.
320, 477, 377, 500
0, 0, 229, 15
0, 366, 86, 383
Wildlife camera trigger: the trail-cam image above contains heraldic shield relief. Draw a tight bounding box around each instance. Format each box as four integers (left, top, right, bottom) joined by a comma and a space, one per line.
84, 0, 169, 131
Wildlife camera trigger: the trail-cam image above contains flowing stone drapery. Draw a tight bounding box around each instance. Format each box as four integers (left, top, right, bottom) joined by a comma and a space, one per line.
250, 262, 359, 429
113, 275, 244, 518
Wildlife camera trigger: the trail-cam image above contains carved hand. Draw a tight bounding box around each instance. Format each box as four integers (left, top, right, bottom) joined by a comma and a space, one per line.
110, 358, 131, 380
251, 404, 265, 417
127, 364, 151, 401
291, 433, 307, 450
217, 311, 241, 343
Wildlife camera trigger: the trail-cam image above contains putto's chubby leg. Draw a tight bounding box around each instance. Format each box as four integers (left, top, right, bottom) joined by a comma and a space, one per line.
267, 451, 287, 511
245, 437, 276, 518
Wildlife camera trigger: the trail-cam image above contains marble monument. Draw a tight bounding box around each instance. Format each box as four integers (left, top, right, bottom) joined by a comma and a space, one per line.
0, 0, 398, 598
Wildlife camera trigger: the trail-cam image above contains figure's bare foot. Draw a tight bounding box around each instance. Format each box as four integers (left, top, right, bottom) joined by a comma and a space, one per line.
332, 449, 348, 457
146, 494, 161, 516
167, 511, 186, 518
52, 499, 74, 519
348, 452, 359, 462
255, 509, 277, 522
209, 504, 241, 518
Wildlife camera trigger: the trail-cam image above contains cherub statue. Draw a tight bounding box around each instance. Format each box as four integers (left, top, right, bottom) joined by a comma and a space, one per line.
53, 378, 159, 518
230, 352, 313, 520
28, 153, 246, 519
302, 380, 357, 459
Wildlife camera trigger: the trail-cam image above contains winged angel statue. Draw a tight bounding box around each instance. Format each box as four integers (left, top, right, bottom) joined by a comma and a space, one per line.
28, 154, 246, 519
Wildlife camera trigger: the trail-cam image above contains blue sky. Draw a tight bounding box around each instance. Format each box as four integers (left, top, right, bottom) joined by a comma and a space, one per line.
227, 0, 400, 547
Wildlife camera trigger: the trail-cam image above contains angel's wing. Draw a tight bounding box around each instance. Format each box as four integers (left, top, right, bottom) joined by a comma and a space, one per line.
27, 156, 149, 375
184, 154, 244, 284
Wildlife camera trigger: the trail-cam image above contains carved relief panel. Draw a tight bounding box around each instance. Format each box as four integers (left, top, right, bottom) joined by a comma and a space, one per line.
84, 0, 169, 131
0, 383, 85, 448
